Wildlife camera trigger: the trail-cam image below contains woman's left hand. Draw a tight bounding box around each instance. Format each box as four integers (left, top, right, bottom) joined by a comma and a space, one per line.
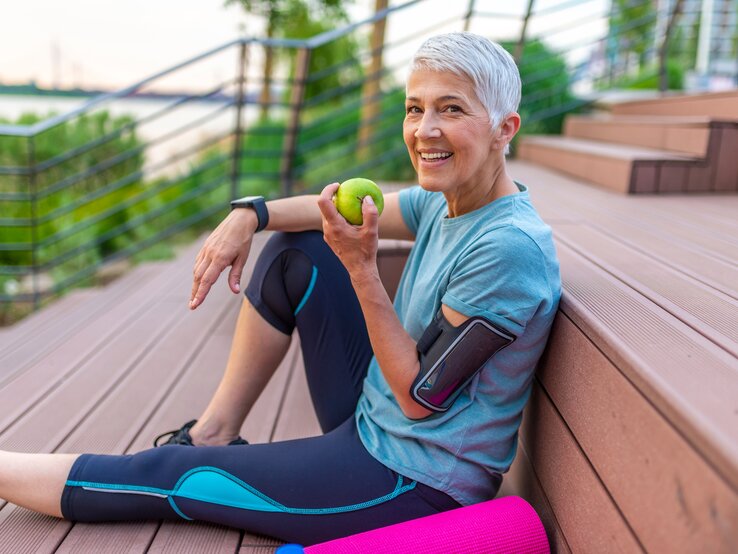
317, 183, 379, 281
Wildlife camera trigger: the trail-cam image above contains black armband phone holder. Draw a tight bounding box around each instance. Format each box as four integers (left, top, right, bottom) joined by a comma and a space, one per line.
410, 309, 516, 412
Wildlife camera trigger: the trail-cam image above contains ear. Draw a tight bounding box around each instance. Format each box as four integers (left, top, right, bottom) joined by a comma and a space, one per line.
495, 112, 521, 150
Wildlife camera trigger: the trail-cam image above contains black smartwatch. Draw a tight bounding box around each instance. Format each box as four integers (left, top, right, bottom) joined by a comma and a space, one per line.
230, 195, 269, 233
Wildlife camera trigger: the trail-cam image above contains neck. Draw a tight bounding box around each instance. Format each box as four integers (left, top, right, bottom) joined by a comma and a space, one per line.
444, 165, 517, 218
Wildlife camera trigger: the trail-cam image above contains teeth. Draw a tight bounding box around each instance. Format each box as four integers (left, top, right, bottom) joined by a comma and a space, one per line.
421, 152, 452, 160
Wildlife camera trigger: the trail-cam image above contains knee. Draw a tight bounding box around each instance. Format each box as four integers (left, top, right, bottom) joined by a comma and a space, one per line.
260, 231, 324, 259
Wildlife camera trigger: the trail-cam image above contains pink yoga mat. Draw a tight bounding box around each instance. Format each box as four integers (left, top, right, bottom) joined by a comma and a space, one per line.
302, 496, 549, 553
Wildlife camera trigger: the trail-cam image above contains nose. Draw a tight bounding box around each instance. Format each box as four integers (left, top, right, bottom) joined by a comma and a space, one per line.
414, 112, 441, 140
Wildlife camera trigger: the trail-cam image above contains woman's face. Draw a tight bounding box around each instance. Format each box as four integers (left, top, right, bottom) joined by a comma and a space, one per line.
403, 69, 500, 194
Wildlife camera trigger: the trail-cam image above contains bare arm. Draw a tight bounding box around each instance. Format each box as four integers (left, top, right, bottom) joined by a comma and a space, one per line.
318, 184, 463, 420
190, 189, 413, 309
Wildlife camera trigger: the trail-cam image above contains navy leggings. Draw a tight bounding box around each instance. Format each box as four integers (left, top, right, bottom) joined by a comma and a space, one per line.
61, 232, 460, 545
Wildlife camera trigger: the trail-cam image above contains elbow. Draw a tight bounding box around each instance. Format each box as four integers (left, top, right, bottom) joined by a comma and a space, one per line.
400, 399, 434, 421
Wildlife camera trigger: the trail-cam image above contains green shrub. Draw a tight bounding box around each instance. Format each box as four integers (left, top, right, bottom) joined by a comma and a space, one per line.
502, 39, 576, 139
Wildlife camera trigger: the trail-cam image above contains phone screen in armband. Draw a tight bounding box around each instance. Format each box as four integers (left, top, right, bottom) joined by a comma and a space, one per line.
412, 318, 515, 412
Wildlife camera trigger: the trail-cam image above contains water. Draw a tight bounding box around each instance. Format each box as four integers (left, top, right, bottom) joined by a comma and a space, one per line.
0, 94, 244, 177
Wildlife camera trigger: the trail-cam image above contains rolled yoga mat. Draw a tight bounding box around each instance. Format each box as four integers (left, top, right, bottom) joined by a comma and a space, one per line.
277, 495, 549, 554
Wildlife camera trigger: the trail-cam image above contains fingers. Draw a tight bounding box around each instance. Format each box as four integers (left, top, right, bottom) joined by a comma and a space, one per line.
190, 256, 208, 307
361, 195, 379, 232
317, 183, 343, 225
228, 253, 247, 294
190, 262, 223, 310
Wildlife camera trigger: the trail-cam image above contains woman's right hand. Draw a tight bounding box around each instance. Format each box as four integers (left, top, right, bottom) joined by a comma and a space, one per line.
189, 208, 258, 310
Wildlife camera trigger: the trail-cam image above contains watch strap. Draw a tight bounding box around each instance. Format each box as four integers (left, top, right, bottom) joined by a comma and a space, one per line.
231, 196, 269, 233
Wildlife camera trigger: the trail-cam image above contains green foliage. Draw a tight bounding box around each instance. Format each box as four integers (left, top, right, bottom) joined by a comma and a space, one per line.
227, 0, 360, 103
501, 39, 576, 139
0, 111, 264, 311
225, 0, 350, 27
278, 0, 362, 101
609, 60, 684, 91
609, 0, 657, 70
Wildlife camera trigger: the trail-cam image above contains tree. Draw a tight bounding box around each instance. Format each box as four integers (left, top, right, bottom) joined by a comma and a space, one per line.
609, 0, 657, 74
225, 0, 352, 119
658, 0, 684, 92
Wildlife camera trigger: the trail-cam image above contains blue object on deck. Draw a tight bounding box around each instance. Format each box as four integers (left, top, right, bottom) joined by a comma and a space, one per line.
276, 545, 305, 554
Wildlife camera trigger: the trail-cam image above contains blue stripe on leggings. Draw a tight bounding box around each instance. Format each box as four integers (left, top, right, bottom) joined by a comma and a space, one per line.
66, 467, 417, 519
293, 266, 318, 316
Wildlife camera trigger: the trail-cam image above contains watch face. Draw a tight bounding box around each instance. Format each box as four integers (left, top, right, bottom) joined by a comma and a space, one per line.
231, 196, 263, 207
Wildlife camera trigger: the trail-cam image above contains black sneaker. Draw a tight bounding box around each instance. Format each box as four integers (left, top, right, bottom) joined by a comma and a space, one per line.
153, 419, 249, 447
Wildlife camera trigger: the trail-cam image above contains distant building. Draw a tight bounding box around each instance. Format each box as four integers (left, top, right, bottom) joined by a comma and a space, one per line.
656, 0, 737, 87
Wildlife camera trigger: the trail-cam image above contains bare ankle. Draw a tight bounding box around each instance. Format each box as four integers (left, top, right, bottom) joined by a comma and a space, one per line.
189, 419, 240, 446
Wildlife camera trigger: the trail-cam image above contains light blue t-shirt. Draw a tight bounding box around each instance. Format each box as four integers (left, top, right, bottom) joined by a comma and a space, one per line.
354, 182, 561, 506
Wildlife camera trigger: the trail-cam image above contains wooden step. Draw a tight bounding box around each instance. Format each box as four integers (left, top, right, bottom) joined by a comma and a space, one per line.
500, 160, 738, 552
516, 381, 643, 553
517, 136, 699, 193
610, 90, 738, 119
532, 310, 738, 553
564, 114, 712, 156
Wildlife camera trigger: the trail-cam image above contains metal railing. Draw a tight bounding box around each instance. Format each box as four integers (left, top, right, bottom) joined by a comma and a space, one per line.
0, 0, 733, 319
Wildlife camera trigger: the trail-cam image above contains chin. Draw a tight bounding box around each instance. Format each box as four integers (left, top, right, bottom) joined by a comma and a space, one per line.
417, 176, 450, 193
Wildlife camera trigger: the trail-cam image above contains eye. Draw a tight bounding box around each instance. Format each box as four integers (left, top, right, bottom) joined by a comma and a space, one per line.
405, 105, 422, 114
445, 105, 463, 113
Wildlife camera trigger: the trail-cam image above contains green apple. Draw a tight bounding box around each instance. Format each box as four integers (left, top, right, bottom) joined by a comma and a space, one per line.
333, 178, 384, 225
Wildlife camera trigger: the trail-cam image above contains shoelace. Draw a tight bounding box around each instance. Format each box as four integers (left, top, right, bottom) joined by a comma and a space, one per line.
153, 420, 196, 447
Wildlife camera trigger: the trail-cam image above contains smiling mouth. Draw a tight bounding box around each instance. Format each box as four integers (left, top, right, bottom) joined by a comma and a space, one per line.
419, 152, 453, 162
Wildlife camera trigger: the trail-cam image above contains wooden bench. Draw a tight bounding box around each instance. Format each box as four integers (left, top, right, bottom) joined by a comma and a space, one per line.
497, 161, 738, 553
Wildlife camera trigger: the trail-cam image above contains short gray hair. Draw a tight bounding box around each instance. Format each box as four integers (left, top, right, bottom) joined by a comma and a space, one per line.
409, 32, 522, 129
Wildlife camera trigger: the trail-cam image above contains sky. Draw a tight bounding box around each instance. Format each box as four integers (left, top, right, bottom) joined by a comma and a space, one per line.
1, 0, 609, 92
1, 0, 345, 89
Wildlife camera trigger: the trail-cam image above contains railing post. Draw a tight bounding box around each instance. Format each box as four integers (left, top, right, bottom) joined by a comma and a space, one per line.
659, 0, 685, 92
280, 47, 311, 198
27, 135, 40, 310
358, 0, 388, 162
231, 40, 249, 200
515, 0, 536, 63
464, 0, 476, 32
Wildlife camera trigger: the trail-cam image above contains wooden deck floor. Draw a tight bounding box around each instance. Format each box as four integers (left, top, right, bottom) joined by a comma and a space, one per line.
0, 160, 736, 552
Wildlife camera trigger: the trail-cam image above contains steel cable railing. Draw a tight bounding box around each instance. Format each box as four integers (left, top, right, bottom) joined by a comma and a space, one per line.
1, 0, 733, 320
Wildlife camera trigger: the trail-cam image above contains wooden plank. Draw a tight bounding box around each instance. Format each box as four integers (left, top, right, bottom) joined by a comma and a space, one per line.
713, 125, 738, 192
554, 243, 738, 491
0, 261, 197, 442
239, 533, 282, 554
530, 187, 738, 297
0, 507, 70, 554
0, 294, 204, 549
0, 237, 237, 551
610, 90, 738, 119
518, 383, 644, 553
518, 139, 636, 194
55, 521, 156, 554
553, 222, 738, 356
0, 288, 97, 346
552, 210, 738, 300
515, 161, 738, 265
564, 115, 711, 156
540, 312, 738, 552
147, 521, 241, 554
498, 438, 571, 554
0, 263, 163, 382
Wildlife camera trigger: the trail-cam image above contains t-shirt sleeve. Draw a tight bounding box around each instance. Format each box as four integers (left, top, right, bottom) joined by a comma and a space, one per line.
398, 185, 433, 236
441, 227, 551, 337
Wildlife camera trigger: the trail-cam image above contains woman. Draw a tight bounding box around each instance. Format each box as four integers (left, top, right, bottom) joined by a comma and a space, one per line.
0, 32, 560, 544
